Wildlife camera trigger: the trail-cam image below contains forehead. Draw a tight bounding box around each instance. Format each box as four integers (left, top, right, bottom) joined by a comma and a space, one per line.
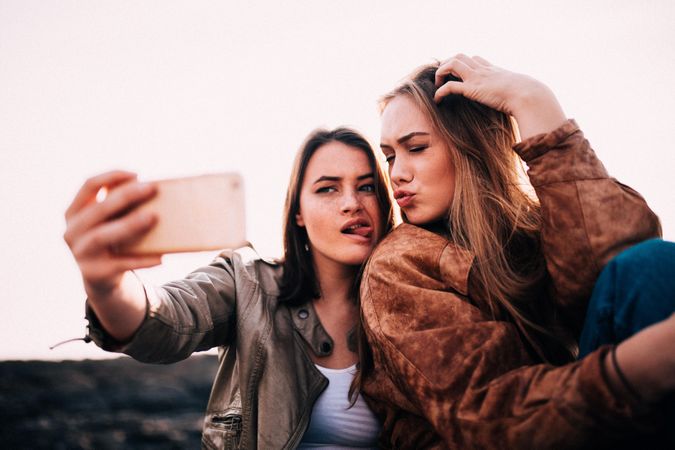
380, 95, 432, 142
304, 141, 371, 179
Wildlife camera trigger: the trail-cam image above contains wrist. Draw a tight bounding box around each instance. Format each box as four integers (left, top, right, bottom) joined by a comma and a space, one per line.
84, 272, 131, 304
85, 271, 147, 342
615, 317, 675, 403
508, 77, 547, 109
84, 283, 117, 304
85, 281, 121, 304
511, 82, 567, 140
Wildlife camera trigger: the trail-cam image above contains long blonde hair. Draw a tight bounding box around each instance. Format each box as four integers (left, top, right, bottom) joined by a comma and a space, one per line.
381, 64, 575, 363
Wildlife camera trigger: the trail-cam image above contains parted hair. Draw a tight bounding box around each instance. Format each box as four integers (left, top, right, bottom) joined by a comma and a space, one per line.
278, 127, 394, 305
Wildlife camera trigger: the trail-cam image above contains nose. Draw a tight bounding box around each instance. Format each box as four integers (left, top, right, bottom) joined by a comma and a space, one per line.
389, 156, 412, 187
341, 188, 363, 214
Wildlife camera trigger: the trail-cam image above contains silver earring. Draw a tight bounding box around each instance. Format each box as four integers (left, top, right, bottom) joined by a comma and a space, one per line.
304, 243, 309, 252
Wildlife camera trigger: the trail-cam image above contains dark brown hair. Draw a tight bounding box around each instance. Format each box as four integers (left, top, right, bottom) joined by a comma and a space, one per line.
278, 127, 394, 305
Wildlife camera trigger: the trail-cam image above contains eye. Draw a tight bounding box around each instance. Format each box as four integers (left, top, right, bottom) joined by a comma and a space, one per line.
409, 145, 427, 153
316, 186, 337, 193
384, 154, 395, 164
359, 184, 375, 193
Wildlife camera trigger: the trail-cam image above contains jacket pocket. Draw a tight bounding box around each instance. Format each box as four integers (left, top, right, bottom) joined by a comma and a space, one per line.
202, 412, 242, 450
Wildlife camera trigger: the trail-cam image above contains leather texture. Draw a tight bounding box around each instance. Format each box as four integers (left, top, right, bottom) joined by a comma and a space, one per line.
86, 246, 332, 449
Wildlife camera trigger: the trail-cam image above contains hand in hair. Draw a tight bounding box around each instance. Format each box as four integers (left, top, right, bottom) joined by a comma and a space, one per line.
434, 54, 567, 139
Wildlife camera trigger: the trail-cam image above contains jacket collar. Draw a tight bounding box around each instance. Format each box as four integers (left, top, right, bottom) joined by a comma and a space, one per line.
287, 301, 335, 357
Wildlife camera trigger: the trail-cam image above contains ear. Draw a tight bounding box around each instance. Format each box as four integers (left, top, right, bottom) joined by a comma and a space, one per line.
295, 211, 305, 227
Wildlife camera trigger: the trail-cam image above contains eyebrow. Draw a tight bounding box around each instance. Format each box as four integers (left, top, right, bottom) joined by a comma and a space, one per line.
312, 172, 374, 185
380, 131, 430, 149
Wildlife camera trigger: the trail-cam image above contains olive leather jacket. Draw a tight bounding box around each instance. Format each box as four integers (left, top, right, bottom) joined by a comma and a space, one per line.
86, 247, 336, 449
360, 120, 663, 449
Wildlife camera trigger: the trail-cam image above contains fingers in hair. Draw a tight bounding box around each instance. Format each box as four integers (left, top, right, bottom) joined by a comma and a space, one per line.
435, 56, 472, 87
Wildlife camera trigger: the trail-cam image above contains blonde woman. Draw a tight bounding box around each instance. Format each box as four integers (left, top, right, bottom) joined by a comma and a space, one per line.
357, 55, 675, 448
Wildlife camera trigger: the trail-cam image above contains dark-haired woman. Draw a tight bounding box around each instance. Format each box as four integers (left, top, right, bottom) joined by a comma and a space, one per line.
63, 128, 394, 449
357, 55, 675, 448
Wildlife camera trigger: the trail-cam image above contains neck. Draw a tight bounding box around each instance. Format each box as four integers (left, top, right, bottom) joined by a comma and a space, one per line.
312, 254, 357, 305
421, 219, 450, 239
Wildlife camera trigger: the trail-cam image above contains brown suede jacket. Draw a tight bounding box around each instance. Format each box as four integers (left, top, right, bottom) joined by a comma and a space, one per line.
360, 120, 662, 449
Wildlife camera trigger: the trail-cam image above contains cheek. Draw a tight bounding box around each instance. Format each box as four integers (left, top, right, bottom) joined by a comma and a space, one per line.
364, 197, 384, 235
422, 156, 456, 212
428, 150, 454, 187
434, 154, 455, 184
299, 197, 333, 233
440, 165, 456, 203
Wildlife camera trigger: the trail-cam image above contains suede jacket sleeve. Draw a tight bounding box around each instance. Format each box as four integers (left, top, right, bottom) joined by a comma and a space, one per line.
514, 119, 661, 331
86, 250, 242, 364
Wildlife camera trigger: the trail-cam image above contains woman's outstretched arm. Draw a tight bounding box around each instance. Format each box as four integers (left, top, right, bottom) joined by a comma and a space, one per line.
65, 170, 243, 363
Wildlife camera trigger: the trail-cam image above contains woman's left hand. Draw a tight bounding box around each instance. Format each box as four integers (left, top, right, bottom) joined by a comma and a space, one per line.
434, 54, 567, 139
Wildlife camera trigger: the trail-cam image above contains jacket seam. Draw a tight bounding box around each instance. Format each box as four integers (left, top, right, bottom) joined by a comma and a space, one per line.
230, 253, 281, 297
144, 312, 213, 336
530, 175, 608, 188
240, 305, 272, 446
236, 274, 259, 328
574, 180, 601, 275
145, 301, 223, 336
435, 241, 449, 282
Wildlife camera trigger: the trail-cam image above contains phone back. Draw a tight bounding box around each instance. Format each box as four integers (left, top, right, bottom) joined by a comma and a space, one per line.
122, 173, 246, 254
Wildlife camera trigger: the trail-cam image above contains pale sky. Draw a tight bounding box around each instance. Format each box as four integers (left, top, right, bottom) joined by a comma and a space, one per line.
1, 0, 674, 361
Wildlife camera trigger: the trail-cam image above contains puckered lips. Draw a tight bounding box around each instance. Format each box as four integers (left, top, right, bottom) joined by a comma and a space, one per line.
393, 189, 415, 208
340, 218, 374, 243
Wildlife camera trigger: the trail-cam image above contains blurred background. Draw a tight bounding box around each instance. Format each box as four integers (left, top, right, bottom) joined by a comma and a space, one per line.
1, 0, 674, 447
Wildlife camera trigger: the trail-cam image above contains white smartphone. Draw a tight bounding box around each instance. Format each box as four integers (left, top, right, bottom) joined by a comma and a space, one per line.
120, 173, 246, 254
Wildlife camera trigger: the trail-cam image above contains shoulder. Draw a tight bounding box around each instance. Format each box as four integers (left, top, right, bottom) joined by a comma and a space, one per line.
368, 224, 449, 274
215, 244, 281, 267
367, 224, 473, 295
212, 245, 284, 296
375, 222, 449, 250
361, 225, 484, 345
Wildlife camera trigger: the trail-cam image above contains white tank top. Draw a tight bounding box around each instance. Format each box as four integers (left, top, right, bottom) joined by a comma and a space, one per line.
297, 364, 380, 449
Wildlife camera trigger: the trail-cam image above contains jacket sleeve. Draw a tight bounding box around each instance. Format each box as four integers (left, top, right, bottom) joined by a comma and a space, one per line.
514, 120, 661, 330
361, 240, 655, 449
85, 250, 239, 364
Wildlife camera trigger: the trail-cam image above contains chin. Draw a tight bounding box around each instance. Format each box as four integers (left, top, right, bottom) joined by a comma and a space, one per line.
402, 211, 426, 225
338, 249, 372, 266
403, 209, 443, 226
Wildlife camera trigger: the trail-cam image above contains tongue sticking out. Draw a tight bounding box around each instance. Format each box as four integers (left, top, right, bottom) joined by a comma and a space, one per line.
344, 225, 372, 237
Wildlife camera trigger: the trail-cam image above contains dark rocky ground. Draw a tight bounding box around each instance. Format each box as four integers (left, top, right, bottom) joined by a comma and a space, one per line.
0, 355, 218, 449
